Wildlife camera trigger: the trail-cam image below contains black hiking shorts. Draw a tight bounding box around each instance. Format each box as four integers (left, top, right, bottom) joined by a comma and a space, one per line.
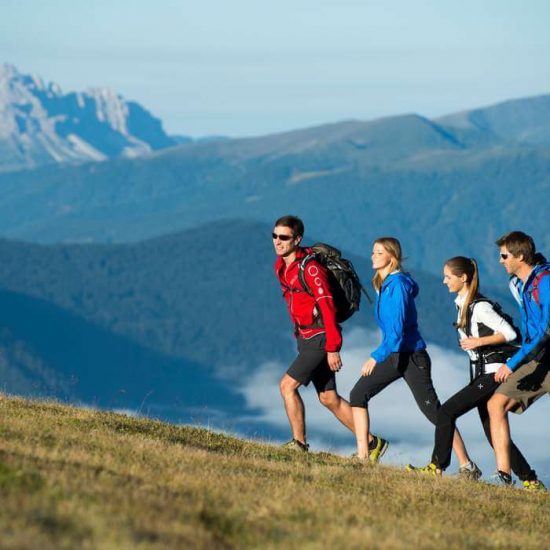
287, 334, 336, 393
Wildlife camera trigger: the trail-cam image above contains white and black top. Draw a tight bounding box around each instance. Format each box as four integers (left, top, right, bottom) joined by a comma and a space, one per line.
455, 294, 518, 377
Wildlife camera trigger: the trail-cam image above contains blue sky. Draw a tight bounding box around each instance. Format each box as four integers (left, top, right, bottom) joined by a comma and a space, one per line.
1, 0, 550, 136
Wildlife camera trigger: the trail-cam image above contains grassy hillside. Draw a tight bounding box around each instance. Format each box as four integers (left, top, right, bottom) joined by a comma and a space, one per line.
1, 395, 548, 549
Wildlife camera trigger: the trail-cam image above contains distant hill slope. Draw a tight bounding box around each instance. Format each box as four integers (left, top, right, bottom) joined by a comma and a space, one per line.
438, 94, 550, 147
0, 218, 507, 364
0, 63, 176, 172
0, 288, 245, 422
0, 94, 549, 279
0, 220, 291, 370
0, 219, 516, 418
1, 397, 549, 549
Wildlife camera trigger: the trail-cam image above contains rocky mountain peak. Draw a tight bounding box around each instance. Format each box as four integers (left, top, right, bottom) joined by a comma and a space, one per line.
0, 63, 176, 172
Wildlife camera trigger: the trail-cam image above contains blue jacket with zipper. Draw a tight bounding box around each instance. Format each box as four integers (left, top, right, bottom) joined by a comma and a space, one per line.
507, 262, 550, 371
371, 271, 426, 363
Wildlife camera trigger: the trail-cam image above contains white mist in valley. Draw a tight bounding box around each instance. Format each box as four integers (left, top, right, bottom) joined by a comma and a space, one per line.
239, 327, 550, 482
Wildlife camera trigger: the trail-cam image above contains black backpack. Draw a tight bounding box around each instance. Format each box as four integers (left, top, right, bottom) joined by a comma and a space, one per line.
462, 296, 521, 380
465, 297, 521, 343
298, 243, 372, 323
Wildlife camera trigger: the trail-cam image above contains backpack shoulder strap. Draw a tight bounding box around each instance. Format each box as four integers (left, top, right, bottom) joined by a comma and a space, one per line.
297, 252, 318, 297
278, 255, 310, 295
470, 296, 521, 342
532, 269, 550, 306
463, 297, 492, 337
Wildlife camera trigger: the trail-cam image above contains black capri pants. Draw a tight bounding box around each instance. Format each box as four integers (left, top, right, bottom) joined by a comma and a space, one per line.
349, 350, 440, 425
431, 373, 537, 480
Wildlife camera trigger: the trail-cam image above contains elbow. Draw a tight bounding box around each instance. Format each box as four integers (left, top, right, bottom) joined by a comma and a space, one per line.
499, 330, 516, 344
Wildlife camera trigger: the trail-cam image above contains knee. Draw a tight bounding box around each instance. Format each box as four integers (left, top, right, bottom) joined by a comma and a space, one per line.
487, 395, 508, 418
318, 391, 339, 409
349, 386, 368, 408
437, 404, 457, 425
418, 401, 439, 425
279, 376, 297, 398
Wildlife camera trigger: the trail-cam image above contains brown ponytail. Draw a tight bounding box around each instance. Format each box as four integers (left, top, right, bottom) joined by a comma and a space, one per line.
445, 256, 480, 329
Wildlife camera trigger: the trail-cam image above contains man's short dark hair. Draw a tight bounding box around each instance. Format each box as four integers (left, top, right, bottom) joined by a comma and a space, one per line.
274, 215, 304, 237
496, 231, 536, 265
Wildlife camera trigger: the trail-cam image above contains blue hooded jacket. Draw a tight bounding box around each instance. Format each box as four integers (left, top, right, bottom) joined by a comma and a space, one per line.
507, 262, 550, 371
371, 271, 426, 363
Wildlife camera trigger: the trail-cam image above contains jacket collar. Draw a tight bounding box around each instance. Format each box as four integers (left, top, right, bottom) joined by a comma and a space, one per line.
380, 270, 402, 290
511, 262, 550, 296
275, 247, 307, 273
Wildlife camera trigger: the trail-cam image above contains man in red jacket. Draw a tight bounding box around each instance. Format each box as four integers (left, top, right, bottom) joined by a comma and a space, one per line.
273, 215, 385, 457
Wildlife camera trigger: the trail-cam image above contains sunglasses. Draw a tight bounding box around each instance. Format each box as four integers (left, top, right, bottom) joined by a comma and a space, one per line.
272, 232, 294, 241
500, 253, 510, 260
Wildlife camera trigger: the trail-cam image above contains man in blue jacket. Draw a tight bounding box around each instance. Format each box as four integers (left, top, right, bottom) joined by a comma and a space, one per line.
488, 231, 549, 490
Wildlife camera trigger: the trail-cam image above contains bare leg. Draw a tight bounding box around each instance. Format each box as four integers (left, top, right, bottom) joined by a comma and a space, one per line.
488, 393, 516, 474
279, 374, 306, 443
318, 390, 356, 432
319, 391, 375, 452
352, 406, 371, 459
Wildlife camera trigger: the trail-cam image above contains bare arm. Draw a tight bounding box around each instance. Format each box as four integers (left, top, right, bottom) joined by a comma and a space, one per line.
460, 332, 507, 350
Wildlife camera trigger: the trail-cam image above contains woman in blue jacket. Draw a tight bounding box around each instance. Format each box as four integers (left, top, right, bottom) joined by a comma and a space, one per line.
350, 237, 475, 473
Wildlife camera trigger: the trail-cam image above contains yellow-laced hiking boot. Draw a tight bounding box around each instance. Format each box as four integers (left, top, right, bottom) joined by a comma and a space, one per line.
406, 462, 441, 476
368, 435, 389, 464
523, 479, 546, 492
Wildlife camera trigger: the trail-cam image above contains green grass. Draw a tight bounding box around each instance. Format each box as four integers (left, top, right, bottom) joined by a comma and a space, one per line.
1, 395, 548, 549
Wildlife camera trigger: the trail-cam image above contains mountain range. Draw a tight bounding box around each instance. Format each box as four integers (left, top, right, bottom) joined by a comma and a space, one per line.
0, 92, 549, 280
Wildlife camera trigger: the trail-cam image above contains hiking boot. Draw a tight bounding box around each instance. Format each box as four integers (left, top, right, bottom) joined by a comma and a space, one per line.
368, 435, 389, 464
406, 463, 441, 476
490, 470, 515, 486
282, 439, 309, 452
458, 461, 482, 481
522, 479, 547, 492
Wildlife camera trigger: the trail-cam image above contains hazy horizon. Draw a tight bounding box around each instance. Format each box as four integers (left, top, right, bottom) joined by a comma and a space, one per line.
2, 0, 549, 137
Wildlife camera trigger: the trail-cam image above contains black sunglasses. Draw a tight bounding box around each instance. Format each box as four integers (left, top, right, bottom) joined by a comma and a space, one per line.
500, 253, 510, 260
272, 232, 294, 241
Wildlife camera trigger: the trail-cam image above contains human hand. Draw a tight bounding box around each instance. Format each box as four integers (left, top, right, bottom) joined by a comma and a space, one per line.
460, 337, 482, 350
495, 364, 513, 383
327, 352, 342, 372
361, 358, 377, 377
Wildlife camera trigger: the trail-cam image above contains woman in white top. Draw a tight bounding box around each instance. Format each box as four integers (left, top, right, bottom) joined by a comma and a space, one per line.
408, 256, 539, 484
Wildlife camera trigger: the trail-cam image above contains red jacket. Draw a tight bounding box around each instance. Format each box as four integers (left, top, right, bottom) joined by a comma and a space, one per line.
274, 248, 342, 352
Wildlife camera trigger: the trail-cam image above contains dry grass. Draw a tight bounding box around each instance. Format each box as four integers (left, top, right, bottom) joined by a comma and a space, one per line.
1, 394, 548, 549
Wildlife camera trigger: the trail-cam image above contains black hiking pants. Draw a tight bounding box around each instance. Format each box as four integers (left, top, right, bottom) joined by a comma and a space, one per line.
349, 350, 440, 424
431, 372, 537, 481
